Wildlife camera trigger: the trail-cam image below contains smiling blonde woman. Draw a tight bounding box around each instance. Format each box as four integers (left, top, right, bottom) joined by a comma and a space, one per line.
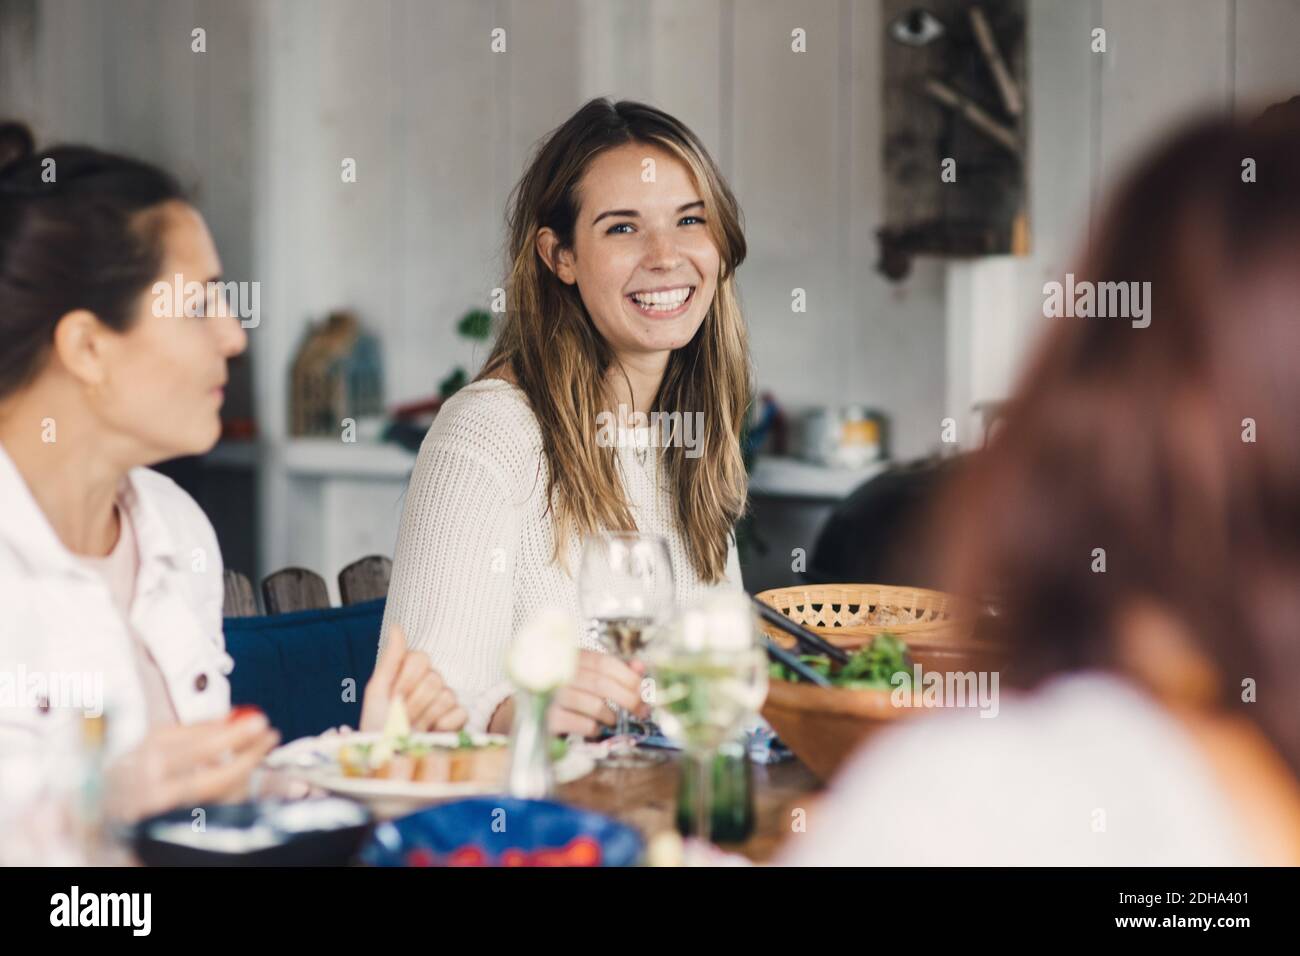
381, 99, 751, 736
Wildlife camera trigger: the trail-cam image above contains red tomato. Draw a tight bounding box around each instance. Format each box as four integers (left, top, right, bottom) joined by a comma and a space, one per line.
405, 848, 436, 868
564, 836, 602, 867
499, 849, 529, 867
448, 846, 488, 867
227, 705, 264, 723
530, 848, 566, 867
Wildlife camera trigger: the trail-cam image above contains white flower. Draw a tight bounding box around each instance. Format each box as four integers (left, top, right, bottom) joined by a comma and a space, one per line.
507, 606, 580, 693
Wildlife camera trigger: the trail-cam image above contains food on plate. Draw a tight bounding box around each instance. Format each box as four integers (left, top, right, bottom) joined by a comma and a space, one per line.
332, 696, 509, 785
336, 731, 509, 784
767, 632, 914, 690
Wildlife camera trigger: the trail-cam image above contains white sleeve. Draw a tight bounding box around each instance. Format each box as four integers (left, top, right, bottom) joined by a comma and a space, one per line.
774, 717, 998, 867
379, 439, 520, 732
0, 553, 80, 810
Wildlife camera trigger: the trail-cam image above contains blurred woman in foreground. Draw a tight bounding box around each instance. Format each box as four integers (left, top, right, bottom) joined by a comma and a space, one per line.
781, 114, 1300, 865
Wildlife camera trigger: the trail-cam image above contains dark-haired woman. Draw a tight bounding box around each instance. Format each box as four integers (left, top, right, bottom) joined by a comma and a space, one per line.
780, 114, 1300, 866
0, 123, 464, 826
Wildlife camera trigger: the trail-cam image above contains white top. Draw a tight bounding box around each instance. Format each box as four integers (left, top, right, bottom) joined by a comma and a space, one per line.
379, 379, 745, 730
778, 672, 1254, 866
76, 501, 180, 728
0, 442, 231, 774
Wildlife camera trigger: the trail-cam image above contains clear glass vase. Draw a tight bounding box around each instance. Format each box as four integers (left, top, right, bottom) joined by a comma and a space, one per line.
506, 691, 554, 799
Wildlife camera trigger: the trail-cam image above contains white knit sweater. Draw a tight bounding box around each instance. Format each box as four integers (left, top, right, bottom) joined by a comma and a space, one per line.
379, 379, 744, 731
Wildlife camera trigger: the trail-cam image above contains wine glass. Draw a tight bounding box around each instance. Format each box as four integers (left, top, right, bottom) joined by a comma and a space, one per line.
577, 532, 676, 767
645, 591, 769, 845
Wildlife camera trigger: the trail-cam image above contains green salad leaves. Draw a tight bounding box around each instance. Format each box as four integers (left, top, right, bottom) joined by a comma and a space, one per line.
768, 632, 913, 689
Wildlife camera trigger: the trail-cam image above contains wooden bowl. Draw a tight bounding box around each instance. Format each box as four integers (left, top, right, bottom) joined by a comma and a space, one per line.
761, 682, 909, 783
761, 642, 1004, 783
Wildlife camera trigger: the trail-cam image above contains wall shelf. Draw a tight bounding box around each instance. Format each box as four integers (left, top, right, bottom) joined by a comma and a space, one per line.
282, 439, 417, 479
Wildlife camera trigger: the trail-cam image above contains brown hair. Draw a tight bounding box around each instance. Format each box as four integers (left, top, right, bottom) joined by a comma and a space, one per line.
0, 121, 185, 400
928, 114, 1300, 774
482, 98, 751, 582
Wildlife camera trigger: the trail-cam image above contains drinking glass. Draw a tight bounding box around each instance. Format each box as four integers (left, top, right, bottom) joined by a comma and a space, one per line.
577, 532, 676, 767
645, 592, 769, 844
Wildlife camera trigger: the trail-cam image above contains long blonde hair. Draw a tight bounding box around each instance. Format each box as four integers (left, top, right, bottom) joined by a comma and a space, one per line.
481, 98, 751, 583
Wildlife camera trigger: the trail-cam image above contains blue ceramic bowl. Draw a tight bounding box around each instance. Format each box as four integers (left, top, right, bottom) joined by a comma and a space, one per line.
362, 797, 643, 867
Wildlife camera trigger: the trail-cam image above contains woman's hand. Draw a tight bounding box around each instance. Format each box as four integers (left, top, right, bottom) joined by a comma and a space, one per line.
106, 712, 281, 822
361, 624, 467, 732
547, 650, 650, 738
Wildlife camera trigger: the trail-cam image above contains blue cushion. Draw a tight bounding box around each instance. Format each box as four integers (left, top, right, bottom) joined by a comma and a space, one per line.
224, 598, 385, 742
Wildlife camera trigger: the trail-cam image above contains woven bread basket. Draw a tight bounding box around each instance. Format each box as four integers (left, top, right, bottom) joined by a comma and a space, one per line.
755, 583, 973, 650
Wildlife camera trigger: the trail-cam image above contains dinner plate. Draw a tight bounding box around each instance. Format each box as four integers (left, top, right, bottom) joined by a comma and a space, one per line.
265, 731, 596, 804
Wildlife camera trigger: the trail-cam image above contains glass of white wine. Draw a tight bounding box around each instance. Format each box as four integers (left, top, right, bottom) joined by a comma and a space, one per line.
578, 532, 676, 767
646, 592, 769, 845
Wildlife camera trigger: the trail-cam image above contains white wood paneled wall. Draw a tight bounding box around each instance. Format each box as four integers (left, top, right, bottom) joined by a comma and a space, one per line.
4, 0, 1300, 574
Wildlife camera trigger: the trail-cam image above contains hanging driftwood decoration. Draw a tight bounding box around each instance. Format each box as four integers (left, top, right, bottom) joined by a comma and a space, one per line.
878, 1, 1029, 280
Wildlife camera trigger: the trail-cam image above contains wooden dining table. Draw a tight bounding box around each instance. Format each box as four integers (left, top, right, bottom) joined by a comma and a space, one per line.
557, 753, 822, 863
111, 752, 821, 866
